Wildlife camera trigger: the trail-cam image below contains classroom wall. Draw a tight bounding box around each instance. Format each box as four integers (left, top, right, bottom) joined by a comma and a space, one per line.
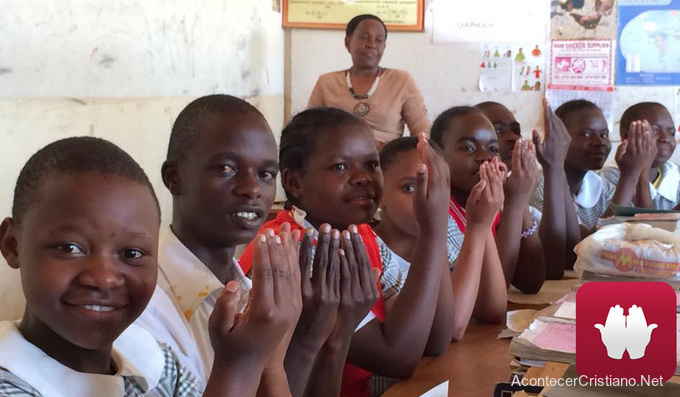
0, 0, 284, 319
286, 0, 678, 163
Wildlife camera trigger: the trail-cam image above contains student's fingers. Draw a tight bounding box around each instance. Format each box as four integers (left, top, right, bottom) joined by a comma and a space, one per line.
209, 281, 241, 337
511, 139, 521, 174
338, 248, 351, 301
313, 224, 332, 285
415, 162, 429, 202
615, 140, 628, 163
328, 229, 341, 299
340, 230, 362, 296
250, 233, 274, 308
468, 179, 487, 206
299, 227, 314, 289
265, 229, 290, 306
349, 225, 373, 296
479, 163, 493, 203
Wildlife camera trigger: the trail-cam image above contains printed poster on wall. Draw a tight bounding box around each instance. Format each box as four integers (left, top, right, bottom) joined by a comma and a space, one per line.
548, 39, 615, 91
617, 0, 680, 86
550, 0, 617, 40
479, 43, 545, 92
433, 0, 548, 43
546, 89, 615, 127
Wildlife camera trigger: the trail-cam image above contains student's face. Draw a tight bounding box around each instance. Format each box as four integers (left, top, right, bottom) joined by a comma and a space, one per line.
478, 104, 521, 168
621, 105, 676, 168
0, 173, 159, 350
381, 149, 420, 238
345, 19, 386, 70
441, 113, 500, 193
285, 124, 383, 230
563, 107, 611, 171
169, 112, 278, 247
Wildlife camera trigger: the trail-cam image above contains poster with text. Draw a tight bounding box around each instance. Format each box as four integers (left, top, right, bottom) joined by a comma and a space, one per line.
548, 40, 615, 91
434, 0, 548, 43
546, 89, 615, 127
617, 0, 680, 86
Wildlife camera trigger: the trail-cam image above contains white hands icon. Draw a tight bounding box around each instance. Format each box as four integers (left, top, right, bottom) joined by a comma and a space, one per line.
594, 304, 658, 360
594, 305, 627, 359
625, 305, 658, 359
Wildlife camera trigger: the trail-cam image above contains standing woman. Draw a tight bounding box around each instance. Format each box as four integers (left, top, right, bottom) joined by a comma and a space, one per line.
308, 14, 430, 149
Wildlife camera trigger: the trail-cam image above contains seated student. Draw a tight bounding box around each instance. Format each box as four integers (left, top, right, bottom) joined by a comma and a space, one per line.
601, 102, 677, 210
239, 107, 454, 397
375, 137, 507, 339
137, 95, 375, 397
474, 102, 521, 170
530, 101, 656, 276
0, 137, 301, 396
430, 106, 545, 294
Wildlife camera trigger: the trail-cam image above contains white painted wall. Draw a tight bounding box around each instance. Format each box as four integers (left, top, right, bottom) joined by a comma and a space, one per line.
0, 0, 285, 320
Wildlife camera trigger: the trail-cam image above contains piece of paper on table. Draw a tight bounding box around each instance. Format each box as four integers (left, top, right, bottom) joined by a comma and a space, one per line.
507, 309, 538, 333
528, 321, 576, 354
419, 380, 448, 397
554, 302, 576, 320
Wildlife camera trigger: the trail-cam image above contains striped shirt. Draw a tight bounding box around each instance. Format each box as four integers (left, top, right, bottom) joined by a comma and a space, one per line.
0, 322, 203, 397
530, 170, 616, 230
601, 162, 680, 210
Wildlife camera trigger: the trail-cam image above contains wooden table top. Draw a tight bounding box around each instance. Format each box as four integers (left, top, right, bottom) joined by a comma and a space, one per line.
382, 322, 511, 397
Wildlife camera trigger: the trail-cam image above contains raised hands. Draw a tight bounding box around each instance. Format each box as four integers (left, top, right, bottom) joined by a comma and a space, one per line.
414, 133, 450, 233
205, 224, 302, 397
616, 120, 657, 177
333, 225, 381, 337
504, 140, 539, 205
533, 104, 571, 170
467, 157, 505, 230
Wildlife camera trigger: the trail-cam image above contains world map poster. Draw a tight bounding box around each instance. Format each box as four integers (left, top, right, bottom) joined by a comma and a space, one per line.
617, 0, 680, 85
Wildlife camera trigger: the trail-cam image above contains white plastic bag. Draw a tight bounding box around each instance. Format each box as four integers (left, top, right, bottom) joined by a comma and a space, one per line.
574, 223, 680, 279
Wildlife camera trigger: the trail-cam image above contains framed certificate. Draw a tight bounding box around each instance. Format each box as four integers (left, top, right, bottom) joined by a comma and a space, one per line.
283, 0, 424, 31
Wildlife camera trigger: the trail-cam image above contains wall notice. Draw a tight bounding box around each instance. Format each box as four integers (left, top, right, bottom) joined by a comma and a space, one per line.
548, 39, 615, 91
283, 0, 423, 31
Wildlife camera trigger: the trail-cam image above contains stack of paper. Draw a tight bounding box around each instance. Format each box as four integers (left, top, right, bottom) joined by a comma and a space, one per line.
510, 317, 576, 366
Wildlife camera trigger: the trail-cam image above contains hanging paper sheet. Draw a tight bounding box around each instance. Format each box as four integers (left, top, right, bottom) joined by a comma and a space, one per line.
479, 43, 545, 92
548, 39, 615, 91
433, 0, 548, 43
617, 0, 680, 85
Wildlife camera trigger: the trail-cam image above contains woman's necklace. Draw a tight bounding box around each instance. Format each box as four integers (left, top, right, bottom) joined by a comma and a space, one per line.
346, 68, 381, 117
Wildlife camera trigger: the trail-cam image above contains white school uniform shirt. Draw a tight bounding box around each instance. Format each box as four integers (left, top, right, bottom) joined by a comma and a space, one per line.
530, 170, 616, 230
0, 322, 203, 397
138, 227, 251, 383
601, 162, 680, 210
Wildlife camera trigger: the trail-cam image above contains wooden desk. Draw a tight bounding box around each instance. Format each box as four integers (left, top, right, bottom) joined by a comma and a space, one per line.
382, 323, 511, 397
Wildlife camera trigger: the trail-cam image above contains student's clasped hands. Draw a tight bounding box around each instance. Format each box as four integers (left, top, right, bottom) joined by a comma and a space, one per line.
467, 157, 505, 229
414, 133, 450, 232
533, 104, 571, 170
206, 224, 303, 395
615, 120, 657, 177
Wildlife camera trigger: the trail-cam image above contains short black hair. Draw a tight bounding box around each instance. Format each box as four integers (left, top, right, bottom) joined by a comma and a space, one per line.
167, 94, 266, 163
474, 101, 508, 111
430, 106, 484, 149
379, 136, 444, 172
346, 14, 388, 39
620, 102, 672, 138
554, 100, 600, 122
280, 107, 371, 206
13, 136, 160, 225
